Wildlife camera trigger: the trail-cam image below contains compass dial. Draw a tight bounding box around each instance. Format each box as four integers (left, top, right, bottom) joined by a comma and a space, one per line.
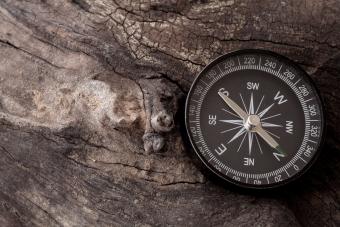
185, 49, 325, 189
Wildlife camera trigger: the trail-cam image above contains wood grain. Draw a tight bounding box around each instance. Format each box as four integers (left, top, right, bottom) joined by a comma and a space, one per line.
0, 0, 339, 226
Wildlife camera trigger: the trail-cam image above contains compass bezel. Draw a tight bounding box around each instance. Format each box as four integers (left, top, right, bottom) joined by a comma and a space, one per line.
184, 49, 326, 189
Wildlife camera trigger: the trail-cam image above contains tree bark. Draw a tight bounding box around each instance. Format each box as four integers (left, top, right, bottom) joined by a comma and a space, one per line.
0, 0, 339, 226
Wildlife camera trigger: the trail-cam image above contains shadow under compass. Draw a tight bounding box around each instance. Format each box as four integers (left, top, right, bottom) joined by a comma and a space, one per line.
283, 143, 340, 226
180, 94, 338, 226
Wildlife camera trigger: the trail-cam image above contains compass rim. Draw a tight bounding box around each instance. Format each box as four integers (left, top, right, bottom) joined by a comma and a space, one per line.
184, 48, 326, 189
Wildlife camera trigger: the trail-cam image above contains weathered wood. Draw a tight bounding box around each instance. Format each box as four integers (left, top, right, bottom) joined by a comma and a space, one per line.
0, 0, 339, 226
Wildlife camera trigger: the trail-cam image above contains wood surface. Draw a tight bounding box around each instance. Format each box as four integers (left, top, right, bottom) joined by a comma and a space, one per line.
0, 0, 339, 226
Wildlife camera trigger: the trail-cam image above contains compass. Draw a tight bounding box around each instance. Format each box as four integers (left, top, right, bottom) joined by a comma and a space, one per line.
185, 49, 325, 189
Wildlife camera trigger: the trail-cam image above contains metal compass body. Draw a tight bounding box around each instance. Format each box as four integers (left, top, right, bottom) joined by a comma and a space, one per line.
185, 49, 325, 189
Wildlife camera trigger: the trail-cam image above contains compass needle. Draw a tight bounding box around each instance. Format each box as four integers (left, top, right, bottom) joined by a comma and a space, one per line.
264, 129, 280, 139
218, 91, 248, 120
222, 108, 240, 118
186, 50, 324, 188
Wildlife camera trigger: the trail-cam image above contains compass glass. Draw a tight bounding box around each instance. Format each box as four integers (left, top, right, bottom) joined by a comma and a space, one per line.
185, 49, 324, 188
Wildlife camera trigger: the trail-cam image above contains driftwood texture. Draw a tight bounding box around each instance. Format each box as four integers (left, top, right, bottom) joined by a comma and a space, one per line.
0, 0, 339, 226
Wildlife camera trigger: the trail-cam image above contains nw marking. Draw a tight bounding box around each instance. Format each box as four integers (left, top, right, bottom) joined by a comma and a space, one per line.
286, 121, 294, 134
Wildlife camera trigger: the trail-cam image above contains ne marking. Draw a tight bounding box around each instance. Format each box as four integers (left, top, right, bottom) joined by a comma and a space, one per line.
277, 64, 283, 73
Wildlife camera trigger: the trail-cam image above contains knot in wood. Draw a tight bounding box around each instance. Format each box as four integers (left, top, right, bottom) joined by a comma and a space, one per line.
151, 110, 174, 133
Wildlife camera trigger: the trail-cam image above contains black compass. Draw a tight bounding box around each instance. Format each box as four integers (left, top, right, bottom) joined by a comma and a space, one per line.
185, 49, 325, 189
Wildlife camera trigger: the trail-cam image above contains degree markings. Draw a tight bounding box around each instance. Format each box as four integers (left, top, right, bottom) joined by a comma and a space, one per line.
285, 169, 290, 177
189, 54, 322, 183
307, 139, 317, 144
217, 64, 223, 74
200, 80, 208, 86
294, 78, 301, 86
258, 57, 262, 66
261, 65, 315, 172
197, 65, 310, 179
299, 156, 307, 163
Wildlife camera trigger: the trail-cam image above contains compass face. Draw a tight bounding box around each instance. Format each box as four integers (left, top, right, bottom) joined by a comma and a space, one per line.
185, 49, 325, 189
